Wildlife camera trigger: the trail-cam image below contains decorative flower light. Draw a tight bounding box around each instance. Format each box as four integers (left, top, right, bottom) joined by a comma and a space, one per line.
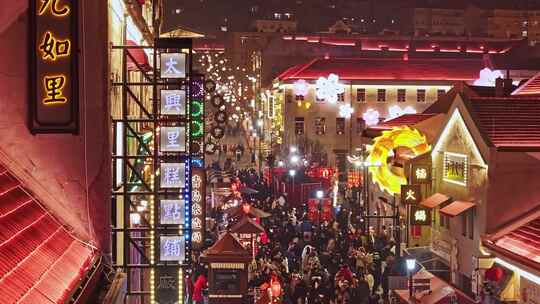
339, 104, 355, 118
316, 73, 344, 104
293, 79, 309, 97
387, 105, 417, 121
474, 68, 504, 87
363, 109, 380, 126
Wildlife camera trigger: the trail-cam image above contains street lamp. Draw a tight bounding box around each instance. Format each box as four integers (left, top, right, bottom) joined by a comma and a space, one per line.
290, 146, 297, 153
257, 119, 263, 127
277, 160, 284, 167
289, 169, 296, 200
290, 155, 299, 164
316, 190, 324, 199
406, 258, 416, 298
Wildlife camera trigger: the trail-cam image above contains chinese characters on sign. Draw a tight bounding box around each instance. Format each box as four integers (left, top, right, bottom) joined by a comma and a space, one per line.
410, 205, 431, 226
443, 152, 468, 186
160, 53, 186, 78
191, 168, 206, 249
160, 127, 186, 152
160, 163, 185, 188
160, 236, 185, 262
411, 164, 431, 185
30, 0, 78, 133
160, 89, 186, 115
400, 185, 421, 205
160, 200, 185, 225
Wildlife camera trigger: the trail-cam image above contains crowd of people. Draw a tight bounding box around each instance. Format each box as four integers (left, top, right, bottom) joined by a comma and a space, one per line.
191, 162, 408, 304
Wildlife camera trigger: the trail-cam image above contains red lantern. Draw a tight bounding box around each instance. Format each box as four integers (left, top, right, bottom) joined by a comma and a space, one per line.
270, 278, 281, 298
242, 204, 251, 214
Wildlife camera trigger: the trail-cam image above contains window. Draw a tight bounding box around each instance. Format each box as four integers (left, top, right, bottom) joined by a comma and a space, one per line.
462, 212, 467, 237
417, 89, 426, 102
439, 202, 451, 230
356, 118, 365, 134
397, 89, 406, 102
294, 117, 304, 135
357, 88, 366, 102
337, 93, 345, 102
377, 89, 386, 102
295, 95, 304, 101
315, 117, 326, 135
437, 89, 446, 99
468, 209, 474, 239
316, 94, 325, 103
336, 118, 345, 135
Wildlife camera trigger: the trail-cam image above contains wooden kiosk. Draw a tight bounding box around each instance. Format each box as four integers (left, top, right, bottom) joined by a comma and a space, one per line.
200, 232, 252, 304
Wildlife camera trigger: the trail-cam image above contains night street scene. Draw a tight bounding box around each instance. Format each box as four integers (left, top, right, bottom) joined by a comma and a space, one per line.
3, 0, 540, 303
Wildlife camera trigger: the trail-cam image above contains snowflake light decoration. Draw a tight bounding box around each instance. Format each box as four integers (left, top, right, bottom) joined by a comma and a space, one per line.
293, 79, 309, 97
316, 73, 344, 104
339, 104, 355, 118
387, 105, 417, 121
363, 109, 380, 126
473, 68, 504, 87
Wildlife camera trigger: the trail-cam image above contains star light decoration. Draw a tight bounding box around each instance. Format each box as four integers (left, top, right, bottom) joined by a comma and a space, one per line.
363, 109, 380, 126
293, 79, 309, 97
473, 67, 504, 87
316, 73, 344, 104
339, 104, 355, 118
387, 105, 417, 121
197, 53, 258, 122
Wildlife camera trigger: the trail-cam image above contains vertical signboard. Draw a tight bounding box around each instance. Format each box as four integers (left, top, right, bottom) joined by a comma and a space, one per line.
191, 168, 206, 250
29, 0, 79, 133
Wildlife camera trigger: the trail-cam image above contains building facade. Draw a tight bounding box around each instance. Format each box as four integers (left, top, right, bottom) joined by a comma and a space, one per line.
271, 57, 488, 168
415, 93, 540, 299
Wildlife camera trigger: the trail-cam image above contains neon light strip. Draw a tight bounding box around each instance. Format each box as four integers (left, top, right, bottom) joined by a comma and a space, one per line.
432, 108, 487, 167
495, 257, 540, 285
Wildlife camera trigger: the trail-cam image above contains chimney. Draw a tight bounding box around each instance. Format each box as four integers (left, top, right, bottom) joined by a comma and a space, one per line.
495, 78, 504, 97
503, 78, 514, 95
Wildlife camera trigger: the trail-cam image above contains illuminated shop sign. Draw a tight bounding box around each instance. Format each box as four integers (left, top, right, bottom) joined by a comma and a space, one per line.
160, 163, 186, 188
160, 199, 185, 225
411, 164, 431, 184
443, 152, 468, 186
160, 53, 186, 79
401, 184, 421, 205
29, 0, 79, 133
160, 126, 186, 152
160, 89, 186, 115
410, 205, 431, 226
159, 235, 186, 262
191, 168, 206, 250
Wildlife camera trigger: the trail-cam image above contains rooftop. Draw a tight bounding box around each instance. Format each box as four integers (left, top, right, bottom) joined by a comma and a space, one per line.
371, 114, 438, 130
484, 206, 540, 273
512, 72, 540, 96
277, 57, 485, 82
468, 97, 540, 150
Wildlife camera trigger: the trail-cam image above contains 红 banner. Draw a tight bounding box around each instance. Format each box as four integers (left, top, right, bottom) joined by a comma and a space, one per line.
29, 0, 79, 133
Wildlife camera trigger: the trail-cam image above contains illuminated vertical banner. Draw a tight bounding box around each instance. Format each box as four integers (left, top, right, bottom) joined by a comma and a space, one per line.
29, 0, 79, 133
191, 168, 206, 250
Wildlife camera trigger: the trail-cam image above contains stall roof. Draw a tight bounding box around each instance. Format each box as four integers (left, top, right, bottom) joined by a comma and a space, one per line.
439, 200, 475, 217
420, 193, 451, 209
230, 215, 265, 234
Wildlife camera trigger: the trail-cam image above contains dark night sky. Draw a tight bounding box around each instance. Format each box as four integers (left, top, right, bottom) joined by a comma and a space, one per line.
163, 0, 540, 36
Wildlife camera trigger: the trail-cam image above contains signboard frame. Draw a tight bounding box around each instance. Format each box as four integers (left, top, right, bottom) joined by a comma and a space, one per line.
28, 0, 79, 134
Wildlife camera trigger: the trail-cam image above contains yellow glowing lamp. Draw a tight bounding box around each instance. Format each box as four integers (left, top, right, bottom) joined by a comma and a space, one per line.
297, 100, 303, 107
304, 101, 312, 109
367, 126, 430, 194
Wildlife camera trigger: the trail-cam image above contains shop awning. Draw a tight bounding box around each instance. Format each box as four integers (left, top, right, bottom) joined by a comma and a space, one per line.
126, 40, 150, 72
420, 193, 451, 209
440, 200, 475, 217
